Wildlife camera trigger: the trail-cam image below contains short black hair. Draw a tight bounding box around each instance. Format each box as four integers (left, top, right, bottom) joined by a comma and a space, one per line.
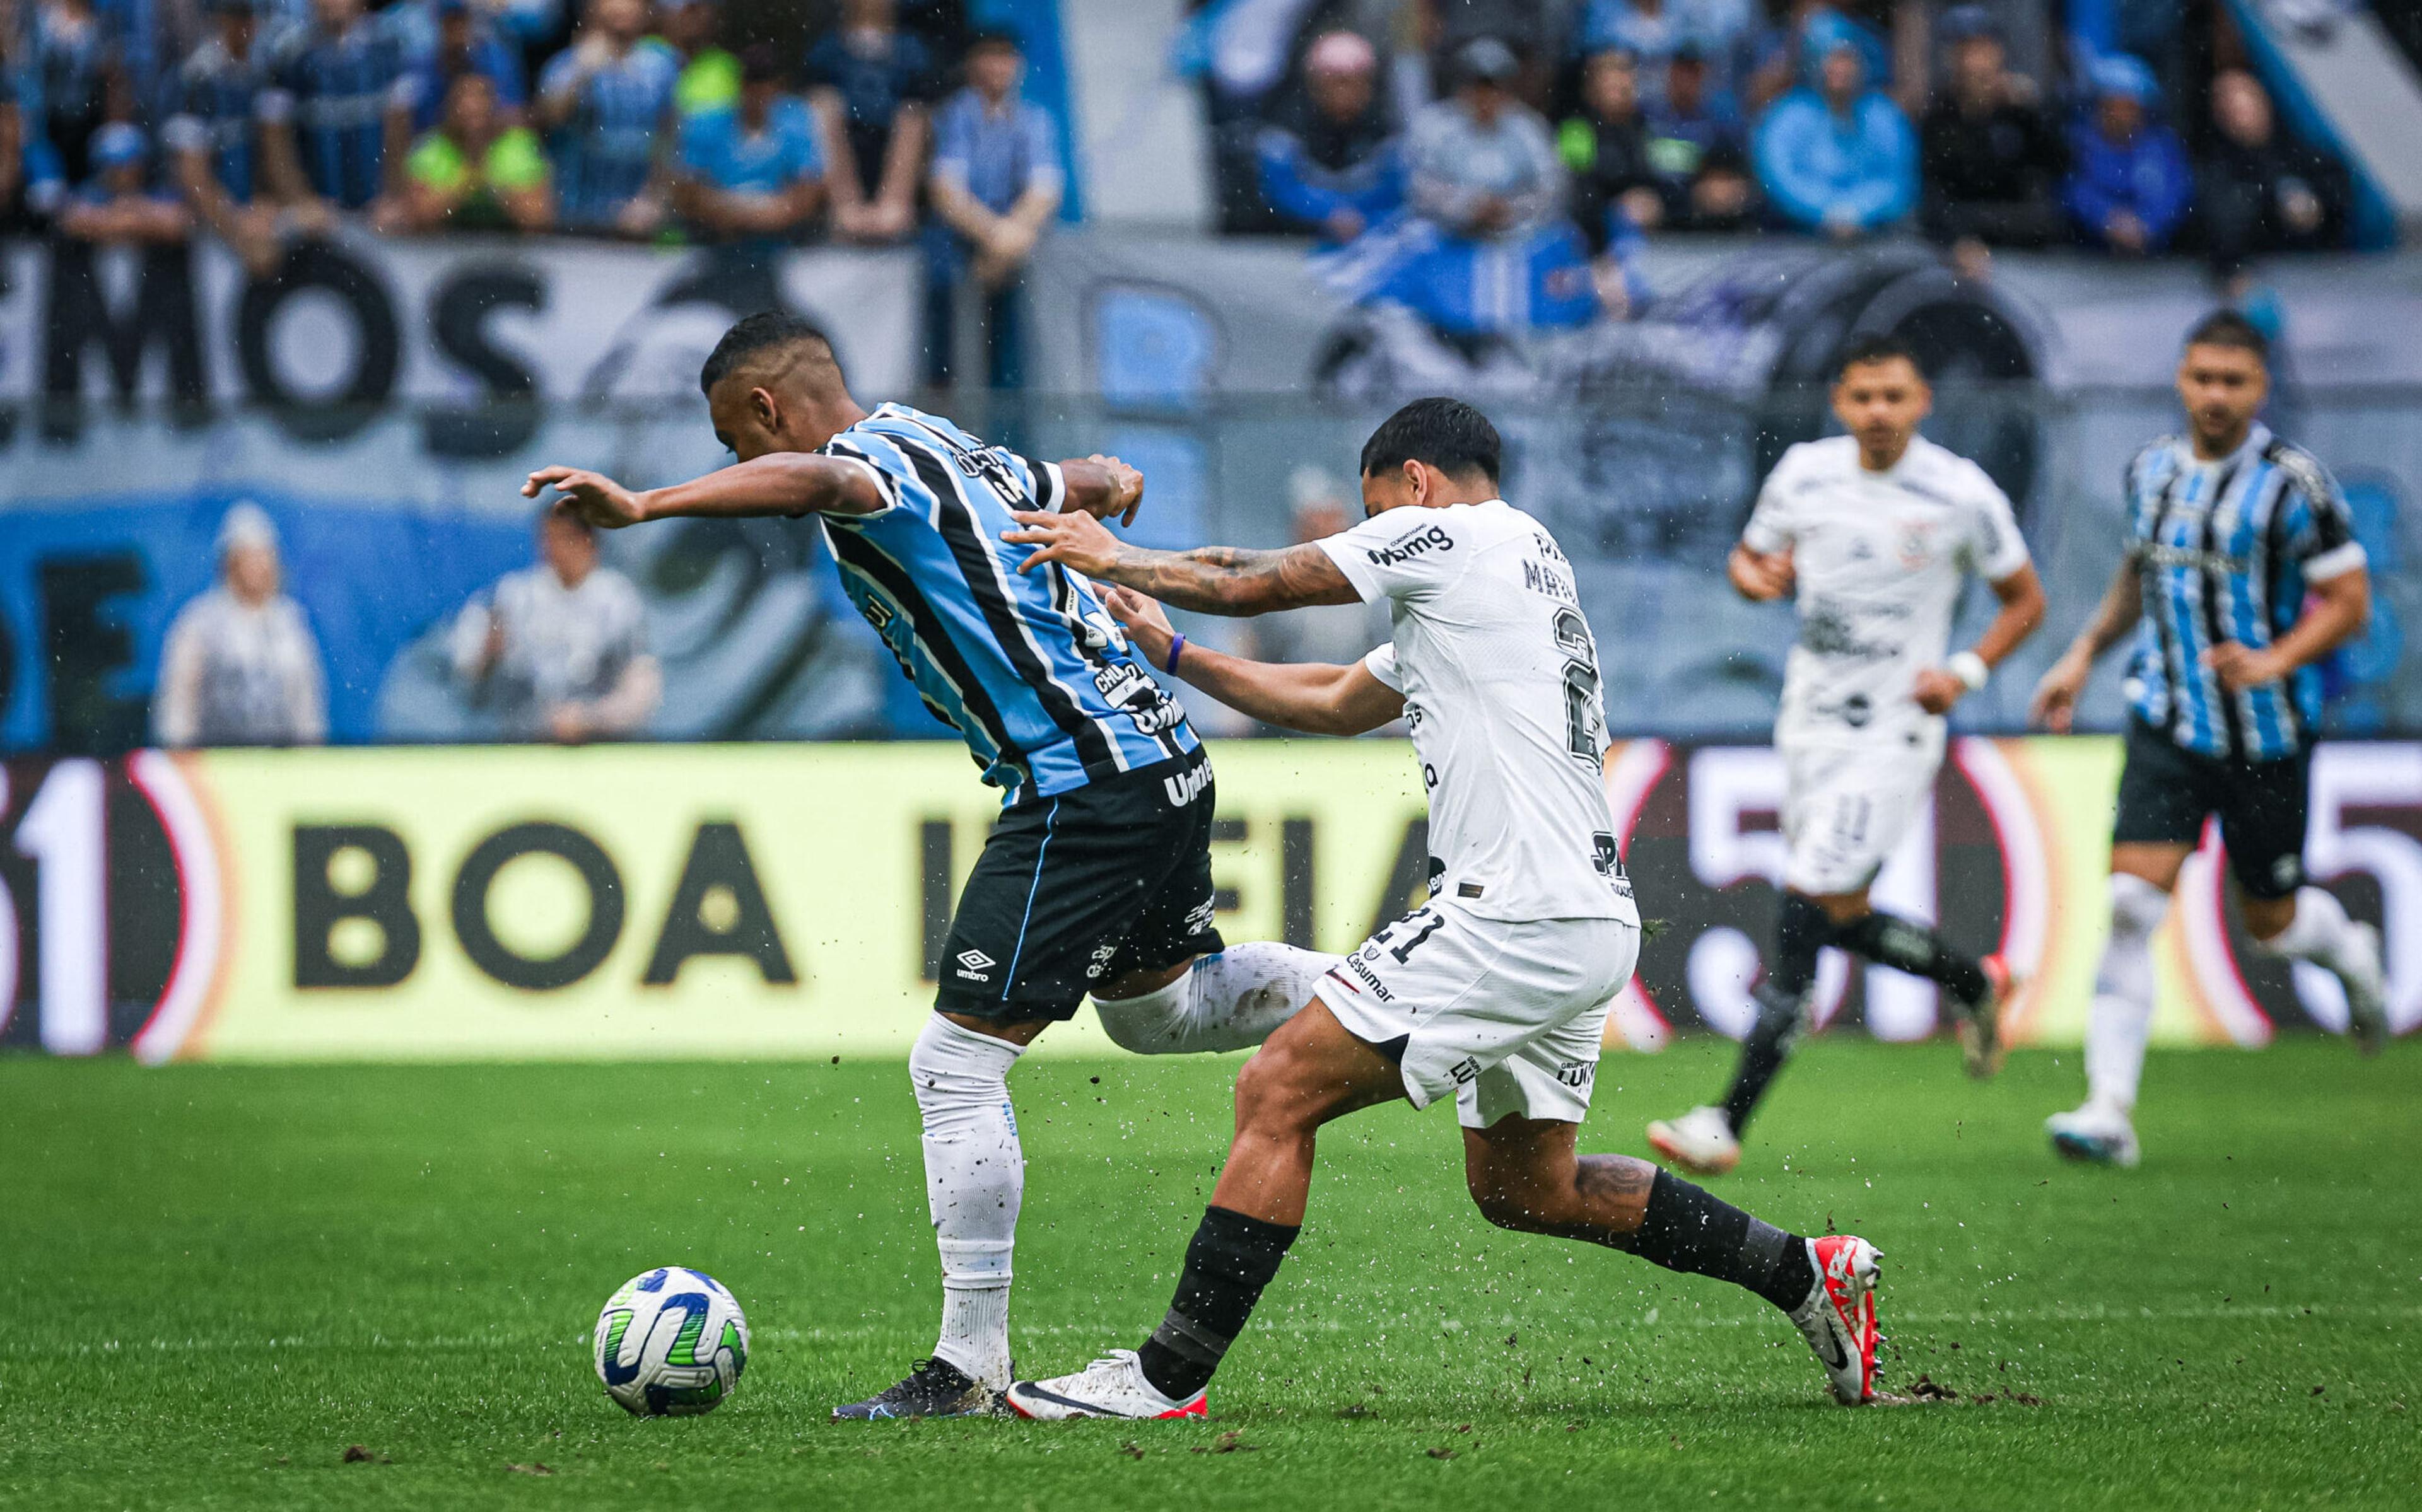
2184, 308, 2270, 363
699, 310, 835, 395
1835, 332, 1926, 381
965, 28, 1022, 55
1359, 397, 1502, 484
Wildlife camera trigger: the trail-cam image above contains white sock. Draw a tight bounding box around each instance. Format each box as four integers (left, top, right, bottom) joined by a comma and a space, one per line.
2260, 886, 2360, 975
909, 1013, 1026, 1386
2084, 873, 2170, 1114
1092, 942, 1338, 1055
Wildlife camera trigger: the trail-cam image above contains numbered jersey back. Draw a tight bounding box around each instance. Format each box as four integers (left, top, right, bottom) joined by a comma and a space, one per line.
1316, 500, 1638, 928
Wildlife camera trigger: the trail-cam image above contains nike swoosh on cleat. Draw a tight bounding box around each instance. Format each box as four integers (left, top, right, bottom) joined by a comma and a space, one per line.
1816, 1327, 1849, 1372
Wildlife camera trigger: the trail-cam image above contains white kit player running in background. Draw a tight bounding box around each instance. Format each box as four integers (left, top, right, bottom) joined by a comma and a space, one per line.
995, 398, 1887, 1419
1649, 335, 2046, 1178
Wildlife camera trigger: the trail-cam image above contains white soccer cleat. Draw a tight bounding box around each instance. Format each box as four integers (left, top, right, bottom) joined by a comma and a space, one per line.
1646, 1105, 1741, 1176
1787, 1235, 1882, 1405
1003, 1350, 1208, 1421
2045, 1102, 2140, 1168
2341, 922, 2388, 1058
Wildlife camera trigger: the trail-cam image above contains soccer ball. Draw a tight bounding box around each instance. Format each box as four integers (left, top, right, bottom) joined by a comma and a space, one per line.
592, 1267, 750, 1416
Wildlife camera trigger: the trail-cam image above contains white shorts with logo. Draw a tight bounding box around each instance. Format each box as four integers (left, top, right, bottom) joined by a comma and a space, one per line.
1781, 736, 1943, 895
1313, 903, 1640, 1130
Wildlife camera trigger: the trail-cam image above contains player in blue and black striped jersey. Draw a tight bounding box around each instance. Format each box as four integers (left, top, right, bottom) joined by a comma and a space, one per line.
2031, 310, 2387, 1168
525, 311, 1339, 1420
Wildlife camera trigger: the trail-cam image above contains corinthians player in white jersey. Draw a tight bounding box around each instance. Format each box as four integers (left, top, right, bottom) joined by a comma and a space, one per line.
1649, 336, 2047, 1177
992, 398, 1888, 1417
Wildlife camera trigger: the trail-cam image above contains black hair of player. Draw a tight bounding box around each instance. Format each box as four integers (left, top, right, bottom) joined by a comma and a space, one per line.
964, 28, 1022, 56
1359, 397, 1502, 484
2183, 308, 2270, 364
1835, 333, 1926, 381
699, 310, 835, 396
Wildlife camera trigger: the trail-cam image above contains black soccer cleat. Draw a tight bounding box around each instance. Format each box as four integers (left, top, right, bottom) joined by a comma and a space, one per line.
831, 1357, 1003, 1421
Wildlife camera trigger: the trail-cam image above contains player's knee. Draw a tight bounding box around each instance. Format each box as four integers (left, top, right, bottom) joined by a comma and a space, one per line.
1092, 974, 1195, 1056
2107, 871, 2172, 945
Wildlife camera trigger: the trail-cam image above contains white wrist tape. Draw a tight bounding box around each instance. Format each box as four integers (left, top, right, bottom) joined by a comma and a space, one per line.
1947, 651, 1990, 692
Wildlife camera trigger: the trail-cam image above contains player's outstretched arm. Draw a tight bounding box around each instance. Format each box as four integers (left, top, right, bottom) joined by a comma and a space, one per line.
522, 455, 887, 527
2030, 561, 2142, 732
1915, 564, 2046, 714
1001, 509, 1360, 615
1053, 455, 1145, 526
1103, 588, 1403, 735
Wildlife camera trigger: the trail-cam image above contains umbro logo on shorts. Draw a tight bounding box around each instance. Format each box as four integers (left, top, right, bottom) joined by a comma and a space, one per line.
956, 948, 995, 982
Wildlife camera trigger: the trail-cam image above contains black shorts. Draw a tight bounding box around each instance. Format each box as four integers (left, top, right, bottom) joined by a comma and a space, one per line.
2112, 717, 2310, 900
935, 750, 1226, 1022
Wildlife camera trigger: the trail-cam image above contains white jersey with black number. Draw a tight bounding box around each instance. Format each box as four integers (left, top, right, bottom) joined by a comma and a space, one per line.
1744, 435, 2031, 750
1315, 499, 1637, 926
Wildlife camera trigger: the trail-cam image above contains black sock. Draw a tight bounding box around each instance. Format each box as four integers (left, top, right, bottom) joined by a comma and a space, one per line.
1833, 910, 1989, 1006
1135, 1206, 1299, 1400
1718, 892, 1827, 1133
1619, 1169, 1816, 1312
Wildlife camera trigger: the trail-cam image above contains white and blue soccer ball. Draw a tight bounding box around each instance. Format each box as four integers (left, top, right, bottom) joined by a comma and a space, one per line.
592, 1267, 750, 1416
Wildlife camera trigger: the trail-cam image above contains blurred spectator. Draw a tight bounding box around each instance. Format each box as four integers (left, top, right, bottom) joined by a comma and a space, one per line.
1559, 47, 1663, 237
1577, 0, 1757, 105
1918, 6, 2062, 277
1752, 20, 1914, 238
657, 0, 737, 120
450, 508, 658, 743
2062, 53, 2189, 257
925, 29, 1061, 389
382, 69, 551, 231
1253, 29, 1400, 245
22, 0, 126, 217
57, 117, 189, 240
673, 43, 823, 245
261, 0, 413, 220
805, 0, 933, 246
155, 503, 327, 749
2194, 68, 2346, 277
1406, 37, 1563, 240
535, 0, 676, 236
398, 0, 527, 134
161, 0, 288, 274
1643, 45, 1755, 230
1741, 1, 1887, 115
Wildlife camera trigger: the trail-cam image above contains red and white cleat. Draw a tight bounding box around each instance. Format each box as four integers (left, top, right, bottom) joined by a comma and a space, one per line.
1003, 1350, 1208, 1421
1787, 1235, 1882, 1405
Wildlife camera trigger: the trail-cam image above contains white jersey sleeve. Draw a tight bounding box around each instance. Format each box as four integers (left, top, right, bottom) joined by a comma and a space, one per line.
1955, 461, 2032, 583
1741, 443, 1818, 554
1314, 509, 1474, 604
1362, 643, 1403, 692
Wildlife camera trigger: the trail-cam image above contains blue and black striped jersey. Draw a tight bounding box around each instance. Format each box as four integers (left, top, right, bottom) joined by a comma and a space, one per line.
2122, 422, 2366, 762
814, 405, 1196, 802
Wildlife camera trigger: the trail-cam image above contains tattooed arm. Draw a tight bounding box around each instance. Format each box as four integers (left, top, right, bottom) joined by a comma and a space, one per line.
1000, 508, 1361, 615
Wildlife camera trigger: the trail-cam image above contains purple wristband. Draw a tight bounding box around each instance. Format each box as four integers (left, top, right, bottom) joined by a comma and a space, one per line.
1164, 633, 1187, 674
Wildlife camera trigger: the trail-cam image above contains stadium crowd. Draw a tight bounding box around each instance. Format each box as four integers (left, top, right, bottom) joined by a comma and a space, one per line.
0, 0, 1062, 385
1221, 0, 2362, 308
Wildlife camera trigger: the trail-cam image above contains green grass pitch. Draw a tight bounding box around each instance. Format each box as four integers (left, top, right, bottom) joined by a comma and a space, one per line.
2, 1039, 2416, 1510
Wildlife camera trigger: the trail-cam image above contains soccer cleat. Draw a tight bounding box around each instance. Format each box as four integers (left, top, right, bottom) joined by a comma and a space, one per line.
2341, 922, 2388, 1058
831, 1357, 1003, 1421
1958, 955, 2018, 1081
1003, 1350, 1208, 1421
1787, 1235, 1882, 1405
2045, 1102, 2140, 1168
1646, 1105, 1741, 1176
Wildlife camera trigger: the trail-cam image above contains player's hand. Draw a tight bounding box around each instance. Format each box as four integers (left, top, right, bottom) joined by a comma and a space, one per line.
1728, 545, 1794, 601
524, 466, 648, 528
2028, 651, 2089, 733
2205, 641, 2289, 692
1912, 667, 1966, 715
1088, 453, 1144, 526
1002, 508, 1121, 576
1101, 586, 1175, 665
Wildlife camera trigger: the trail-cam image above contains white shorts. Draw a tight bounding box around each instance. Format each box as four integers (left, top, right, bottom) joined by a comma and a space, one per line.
1313, 903, 1640, 1130
1781, 738, 1942, 895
